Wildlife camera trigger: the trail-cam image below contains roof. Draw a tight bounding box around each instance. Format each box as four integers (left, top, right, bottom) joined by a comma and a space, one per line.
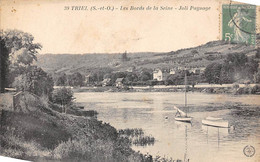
116, 78, 124, 82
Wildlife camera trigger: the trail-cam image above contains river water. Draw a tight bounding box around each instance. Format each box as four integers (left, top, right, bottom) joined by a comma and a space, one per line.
74, 92, 260, 162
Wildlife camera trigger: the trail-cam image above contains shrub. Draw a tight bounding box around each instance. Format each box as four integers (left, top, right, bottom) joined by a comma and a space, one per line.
13, 66, 54, 98
232, 83, 239, 89
52, 87, 74, 113
251, 85, 260, 94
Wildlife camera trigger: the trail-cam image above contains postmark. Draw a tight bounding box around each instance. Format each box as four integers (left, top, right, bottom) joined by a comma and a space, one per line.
243, 145, 255, 157
222, 3, 256, 45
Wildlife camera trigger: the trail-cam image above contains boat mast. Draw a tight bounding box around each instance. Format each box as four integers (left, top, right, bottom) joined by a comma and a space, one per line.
184, 71, 187, 116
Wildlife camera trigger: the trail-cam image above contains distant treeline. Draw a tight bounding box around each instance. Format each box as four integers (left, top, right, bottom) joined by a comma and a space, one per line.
53, 51, 260, 87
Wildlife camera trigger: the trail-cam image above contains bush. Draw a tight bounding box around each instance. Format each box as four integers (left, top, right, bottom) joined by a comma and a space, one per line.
251, 85, 260, 94
52, 87, 74, 113
13, 66, 54, 98
232, 83, 239, 89
53, 139, 115, 161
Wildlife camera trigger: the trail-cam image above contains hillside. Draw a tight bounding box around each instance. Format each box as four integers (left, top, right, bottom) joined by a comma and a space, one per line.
37, 38, 259, 75
0, 92, 146, 161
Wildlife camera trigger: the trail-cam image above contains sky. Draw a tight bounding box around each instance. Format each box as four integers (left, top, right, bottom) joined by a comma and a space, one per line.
0, 0, 259, 54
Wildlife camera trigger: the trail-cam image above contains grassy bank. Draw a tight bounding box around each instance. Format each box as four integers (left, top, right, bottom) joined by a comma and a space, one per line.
0, 92, 173, 162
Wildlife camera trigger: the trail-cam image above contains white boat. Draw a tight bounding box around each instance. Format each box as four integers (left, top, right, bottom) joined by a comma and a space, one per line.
174, 72, 192, 123
175, 116, 193, 122
202, 116, 229, 128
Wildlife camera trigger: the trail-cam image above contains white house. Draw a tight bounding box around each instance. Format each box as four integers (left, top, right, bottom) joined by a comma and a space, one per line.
153, 69, 169, 81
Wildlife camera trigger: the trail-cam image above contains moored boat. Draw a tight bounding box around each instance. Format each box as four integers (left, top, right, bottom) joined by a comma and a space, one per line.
202, 116, 229, 128
175, 116, 193, 122
174, 72, 192, 123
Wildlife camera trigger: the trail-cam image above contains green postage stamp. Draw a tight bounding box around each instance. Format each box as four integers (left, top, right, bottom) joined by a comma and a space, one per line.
222, 4, 256, 45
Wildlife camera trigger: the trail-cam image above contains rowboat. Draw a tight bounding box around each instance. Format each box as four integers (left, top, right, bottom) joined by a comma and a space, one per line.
202, 116, 229, 128
175, 116, 193, 122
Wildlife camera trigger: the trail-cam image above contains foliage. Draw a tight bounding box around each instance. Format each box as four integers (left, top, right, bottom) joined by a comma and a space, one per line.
251, 85, 260, 94
13, 66, 54, 98
55, 73, 67, 86
0, 29, 42, 66
67, 72, 84, 87
205, 53, 258, 84
204, 63, 222, 84
255, 48, 260, 58
52, 87, 74, 107
139, 71, 152, 81
0, 37, 9, 92
0, 30, 42, 87
253, 71, 260, 83
118, 128, 144, 137
121, 51, 130, 62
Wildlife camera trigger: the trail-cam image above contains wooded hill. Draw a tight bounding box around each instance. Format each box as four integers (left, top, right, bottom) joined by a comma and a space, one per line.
37, 35, 260, 75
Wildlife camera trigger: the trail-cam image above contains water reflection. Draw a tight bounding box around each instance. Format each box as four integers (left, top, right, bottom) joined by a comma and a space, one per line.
175, 121, 192, 162
74, 92, 260, 162
201, 125, 229, 149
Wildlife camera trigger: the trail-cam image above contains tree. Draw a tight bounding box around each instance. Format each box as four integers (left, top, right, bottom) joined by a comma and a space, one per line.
204, 63, 222, 84
0, 37, 9, 92
254, 71, 260, 83
222, 53, 258, 83
256, 48, 260, 58
67, 72, 84, 87
121, 51, 130, 62
55, 73, 68, 86
139, 71, 152, 81
52, 87, 74, 113
13, 66, 54, 98
0, 30, 42, 87
1, 30, 42, 66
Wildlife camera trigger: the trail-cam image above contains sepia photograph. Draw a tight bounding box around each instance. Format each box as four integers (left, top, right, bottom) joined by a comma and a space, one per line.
0, 0, 259, 161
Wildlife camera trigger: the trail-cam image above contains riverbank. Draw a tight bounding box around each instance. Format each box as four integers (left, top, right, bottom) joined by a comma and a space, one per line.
0, 92, 182, 161
0, 92, 177, 161
71, 84, 260, 95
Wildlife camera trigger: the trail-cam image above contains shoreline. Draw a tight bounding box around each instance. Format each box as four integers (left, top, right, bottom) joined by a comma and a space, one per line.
0, 92, 176, 162
71, 84, 260, 95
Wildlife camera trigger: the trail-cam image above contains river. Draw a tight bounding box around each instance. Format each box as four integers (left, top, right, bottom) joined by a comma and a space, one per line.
74, 92, 260, 162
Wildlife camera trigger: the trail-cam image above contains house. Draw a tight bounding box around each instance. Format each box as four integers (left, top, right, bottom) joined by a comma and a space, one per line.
115, 78, 124, 88
189, 68, 198, 74
153, 69, 169, 81
188, 67, 205, 75
199, 67, 206, 74
102, 78, 111, 87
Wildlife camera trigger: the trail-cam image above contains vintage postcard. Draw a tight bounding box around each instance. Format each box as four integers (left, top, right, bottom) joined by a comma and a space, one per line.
0, 0, 259, 162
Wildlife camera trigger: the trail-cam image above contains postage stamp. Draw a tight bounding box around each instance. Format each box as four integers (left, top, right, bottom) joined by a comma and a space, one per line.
222, 4, 256, 45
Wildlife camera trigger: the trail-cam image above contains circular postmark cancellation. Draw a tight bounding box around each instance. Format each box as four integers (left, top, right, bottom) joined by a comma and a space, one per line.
243, 145, 255, 157
222, 2, 256, 45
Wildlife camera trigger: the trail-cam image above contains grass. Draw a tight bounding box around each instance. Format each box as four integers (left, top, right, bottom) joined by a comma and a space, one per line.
118, 128, 144, 137
118, 128, 155, 146
132, 135, 155, 146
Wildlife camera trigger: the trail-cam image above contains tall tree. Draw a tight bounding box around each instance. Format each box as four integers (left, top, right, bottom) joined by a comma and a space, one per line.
204, 63, 222, 84
121, 51, 129, 62
52, 87, 74, 113
0, 37, 9, 92
13, 66, 54, 98
1, 30, 42, 86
